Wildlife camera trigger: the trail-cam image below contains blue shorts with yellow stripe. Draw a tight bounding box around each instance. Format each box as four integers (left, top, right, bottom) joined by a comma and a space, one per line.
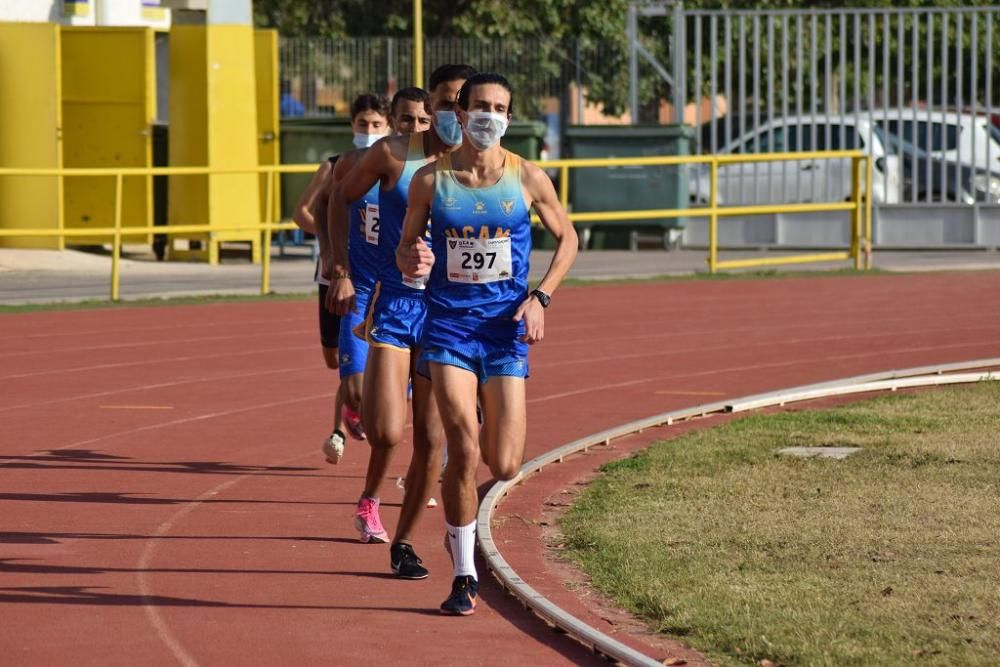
338, 283, 373, 378
418, 312, 529, 383
354, 282, 427, 351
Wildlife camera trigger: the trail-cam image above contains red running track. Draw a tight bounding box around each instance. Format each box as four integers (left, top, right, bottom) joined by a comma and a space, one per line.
1, 272, 998, 665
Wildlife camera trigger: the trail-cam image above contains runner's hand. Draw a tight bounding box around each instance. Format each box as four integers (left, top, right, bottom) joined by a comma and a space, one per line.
328, 277, 356, 316
513, 296, 544, 344
398, 237, 435, 278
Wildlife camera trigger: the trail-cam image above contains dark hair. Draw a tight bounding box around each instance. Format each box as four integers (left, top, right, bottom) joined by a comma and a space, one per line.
390, 87, 431, 116
350, 93, 390, 121
429, 64, 477, 92
457, 72, 514, 116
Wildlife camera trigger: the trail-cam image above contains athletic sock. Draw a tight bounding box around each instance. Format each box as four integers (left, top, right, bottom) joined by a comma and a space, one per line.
447, 520, 477, 580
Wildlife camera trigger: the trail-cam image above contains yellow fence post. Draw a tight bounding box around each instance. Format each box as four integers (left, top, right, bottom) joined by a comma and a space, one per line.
111, 172, 123, 301
865, 155, 874, 270
261, 169, 274, 295
708, 159, 719, 273
850, 156, 861, 270
559, 164, 569, 209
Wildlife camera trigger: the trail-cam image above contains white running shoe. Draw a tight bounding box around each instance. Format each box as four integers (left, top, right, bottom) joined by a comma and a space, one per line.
323, 429, 345, 464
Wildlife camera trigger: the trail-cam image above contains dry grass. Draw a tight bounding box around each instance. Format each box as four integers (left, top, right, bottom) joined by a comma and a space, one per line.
560, 382, 1000, 666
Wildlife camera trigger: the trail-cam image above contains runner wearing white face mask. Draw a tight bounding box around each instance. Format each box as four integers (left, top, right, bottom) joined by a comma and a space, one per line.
293, 93, 391, 462
397, 72, 578, 614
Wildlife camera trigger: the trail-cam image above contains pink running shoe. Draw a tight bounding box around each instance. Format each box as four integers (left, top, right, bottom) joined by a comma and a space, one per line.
342, 405, 366, 441
353, 496, 389, 544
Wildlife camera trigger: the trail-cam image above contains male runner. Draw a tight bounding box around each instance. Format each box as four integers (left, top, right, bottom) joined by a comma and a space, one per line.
292, 93, 390, 462
397, 73, 578, 614
320, 89, 432, 464
329, 65, 477, 579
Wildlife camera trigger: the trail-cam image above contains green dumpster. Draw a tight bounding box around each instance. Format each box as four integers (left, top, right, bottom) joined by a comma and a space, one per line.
501, 121, 547, 160
565, 125, 692, 250
279, 119, 355, 221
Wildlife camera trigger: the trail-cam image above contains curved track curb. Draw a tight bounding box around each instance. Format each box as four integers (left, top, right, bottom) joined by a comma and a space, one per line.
477, 358, 1000, 666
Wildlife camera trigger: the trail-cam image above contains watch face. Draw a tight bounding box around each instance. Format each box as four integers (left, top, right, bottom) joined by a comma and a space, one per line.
533, 290, 550, 307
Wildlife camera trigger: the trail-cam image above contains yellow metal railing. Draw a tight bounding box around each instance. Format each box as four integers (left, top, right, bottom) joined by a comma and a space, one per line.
0, 151, 873, 301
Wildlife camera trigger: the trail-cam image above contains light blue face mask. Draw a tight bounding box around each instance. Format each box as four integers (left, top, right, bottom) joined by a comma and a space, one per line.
352, 132, 387, 149
433, 111, 463, 146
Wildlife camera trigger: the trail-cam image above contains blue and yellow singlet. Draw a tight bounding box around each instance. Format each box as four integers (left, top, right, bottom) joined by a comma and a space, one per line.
427, 151, 532, 319
376, 132, 432, 296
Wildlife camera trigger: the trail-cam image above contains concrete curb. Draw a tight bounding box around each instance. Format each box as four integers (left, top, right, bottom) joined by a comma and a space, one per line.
477, 357, 1000, 666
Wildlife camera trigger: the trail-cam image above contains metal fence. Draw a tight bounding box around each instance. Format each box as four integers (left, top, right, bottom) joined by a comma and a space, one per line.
658, 5, 1000, 248
278, 7, 1000, 248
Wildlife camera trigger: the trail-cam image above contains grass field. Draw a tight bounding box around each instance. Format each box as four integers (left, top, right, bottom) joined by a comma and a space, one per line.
560, 382, 1000, 666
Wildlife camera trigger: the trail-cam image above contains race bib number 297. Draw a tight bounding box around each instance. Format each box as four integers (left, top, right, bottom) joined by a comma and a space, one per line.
446, 237, 513, 284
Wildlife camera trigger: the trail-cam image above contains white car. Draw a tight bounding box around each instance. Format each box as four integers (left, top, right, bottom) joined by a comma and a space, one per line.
875, 109, 1000, 176
691, 115, 901, 205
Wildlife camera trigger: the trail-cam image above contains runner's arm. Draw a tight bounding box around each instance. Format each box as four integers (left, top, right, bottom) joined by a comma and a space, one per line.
291, 161, 332, 236
513, 161, 579, 343
396, 164, 435, 278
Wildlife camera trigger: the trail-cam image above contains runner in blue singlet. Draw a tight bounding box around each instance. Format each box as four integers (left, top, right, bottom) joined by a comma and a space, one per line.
397, 73, 578, 615
329, 65, 476, 580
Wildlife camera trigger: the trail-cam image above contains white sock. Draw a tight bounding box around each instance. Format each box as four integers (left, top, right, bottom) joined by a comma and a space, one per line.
447, 520, 477, 580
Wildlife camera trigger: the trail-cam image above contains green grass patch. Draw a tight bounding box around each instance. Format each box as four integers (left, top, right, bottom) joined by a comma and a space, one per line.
561, 382, 1000, 666
0, 292, 313, 314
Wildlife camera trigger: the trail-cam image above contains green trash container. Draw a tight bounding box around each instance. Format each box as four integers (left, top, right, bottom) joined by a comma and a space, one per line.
279, 119, 355, 221
565, 125, 693, 250
501, 121, 547, 160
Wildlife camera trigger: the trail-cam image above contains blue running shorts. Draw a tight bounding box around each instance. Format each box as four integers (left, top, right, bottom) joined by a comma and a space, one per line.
338, 284, 373, 378
418, 312, 529, 383
355, 282, 427, 351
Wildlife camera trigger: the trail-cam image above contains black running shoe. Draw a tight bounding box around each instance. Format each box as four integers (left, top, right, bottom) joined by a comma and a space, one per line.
440, 575, 478, 616
390, 542, 429, 580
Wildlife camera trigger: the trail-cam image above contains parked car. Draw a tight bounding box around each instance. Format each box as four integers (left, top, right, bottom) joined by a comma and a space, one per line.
689, 114, 901, 206
880, 131, 1000, 204
870, 109, 1000, 203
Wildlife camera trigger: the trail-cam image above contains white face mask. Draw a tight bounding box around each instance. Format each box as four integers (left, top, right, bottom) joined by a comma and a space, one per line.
463, 111, 509, 151
352, 132, 387, 149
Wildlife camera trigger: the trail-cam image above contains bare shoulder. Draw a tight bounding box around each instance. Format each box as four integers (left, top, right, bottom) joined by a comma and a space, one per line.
410, 161, 437, 195
519, 157, 555, 197
382, 133, 412, 164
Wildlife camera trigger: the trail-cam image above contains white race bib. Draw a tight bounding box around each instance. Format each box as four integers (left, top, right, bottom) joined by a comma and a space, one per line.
363, 203, 380, 245
445, 236, 513, 284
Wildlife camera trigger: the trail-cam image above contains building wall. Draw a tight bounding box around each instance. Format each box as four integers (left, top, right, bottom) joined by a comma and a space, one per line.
0, 0, 170, 29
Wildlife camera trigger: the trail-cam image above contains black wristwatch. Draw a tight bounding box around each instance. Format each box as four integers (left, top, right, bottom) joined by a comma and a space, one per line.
530, 288, 551, 308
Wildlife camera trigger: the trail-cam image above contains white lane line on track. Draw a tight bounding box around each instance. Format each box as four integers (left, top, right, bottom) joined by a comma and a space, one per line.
532, 324, 1000, 370
136, 446, 320, 667
0, 343, 316, 381
528, 339, 999, 404
0, 365, 318, 414
0, 391, 336, 468
0, 316, 313, 343
0, 328, 313, 359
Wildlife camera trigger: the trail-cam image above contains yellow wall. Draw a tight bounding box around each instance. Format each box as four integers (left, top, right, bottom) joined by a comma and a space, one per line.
254, 29, 279, 225
61, 27, 155, 243
0, 23, 63, 249
206, 24, 259, 239
167, 24, 208, 228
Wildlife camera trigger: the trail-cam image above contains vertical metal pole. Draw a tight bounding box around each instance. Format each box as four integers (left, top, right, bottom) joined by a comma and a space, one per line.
824, 14, 832, 201
261, 170, 274, 296
865, 153, 874, 269
926, 13, 934, 203
708, 159, 719, 273
751, 15, 759, 204
710, 15, 718, 154
413, 0, 424, 89
851, 157, 861, 269
955, 12, 964, 201
795, 15, 803, 199
781, 15, 789, 198
987, 12, 994, 186
883, 13, 891, 201
940, 13, 949, 202
724, 15, 732, 150
971, 13, 979, 191
111, 173, 123, 302
575, 40, 584, 124
673, 2, 686, 124
738, 15, 746, 201
559, 165, 569, 209
911, 12, 919, 203
695, 15, 702, 139
628, 3, 639, 125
